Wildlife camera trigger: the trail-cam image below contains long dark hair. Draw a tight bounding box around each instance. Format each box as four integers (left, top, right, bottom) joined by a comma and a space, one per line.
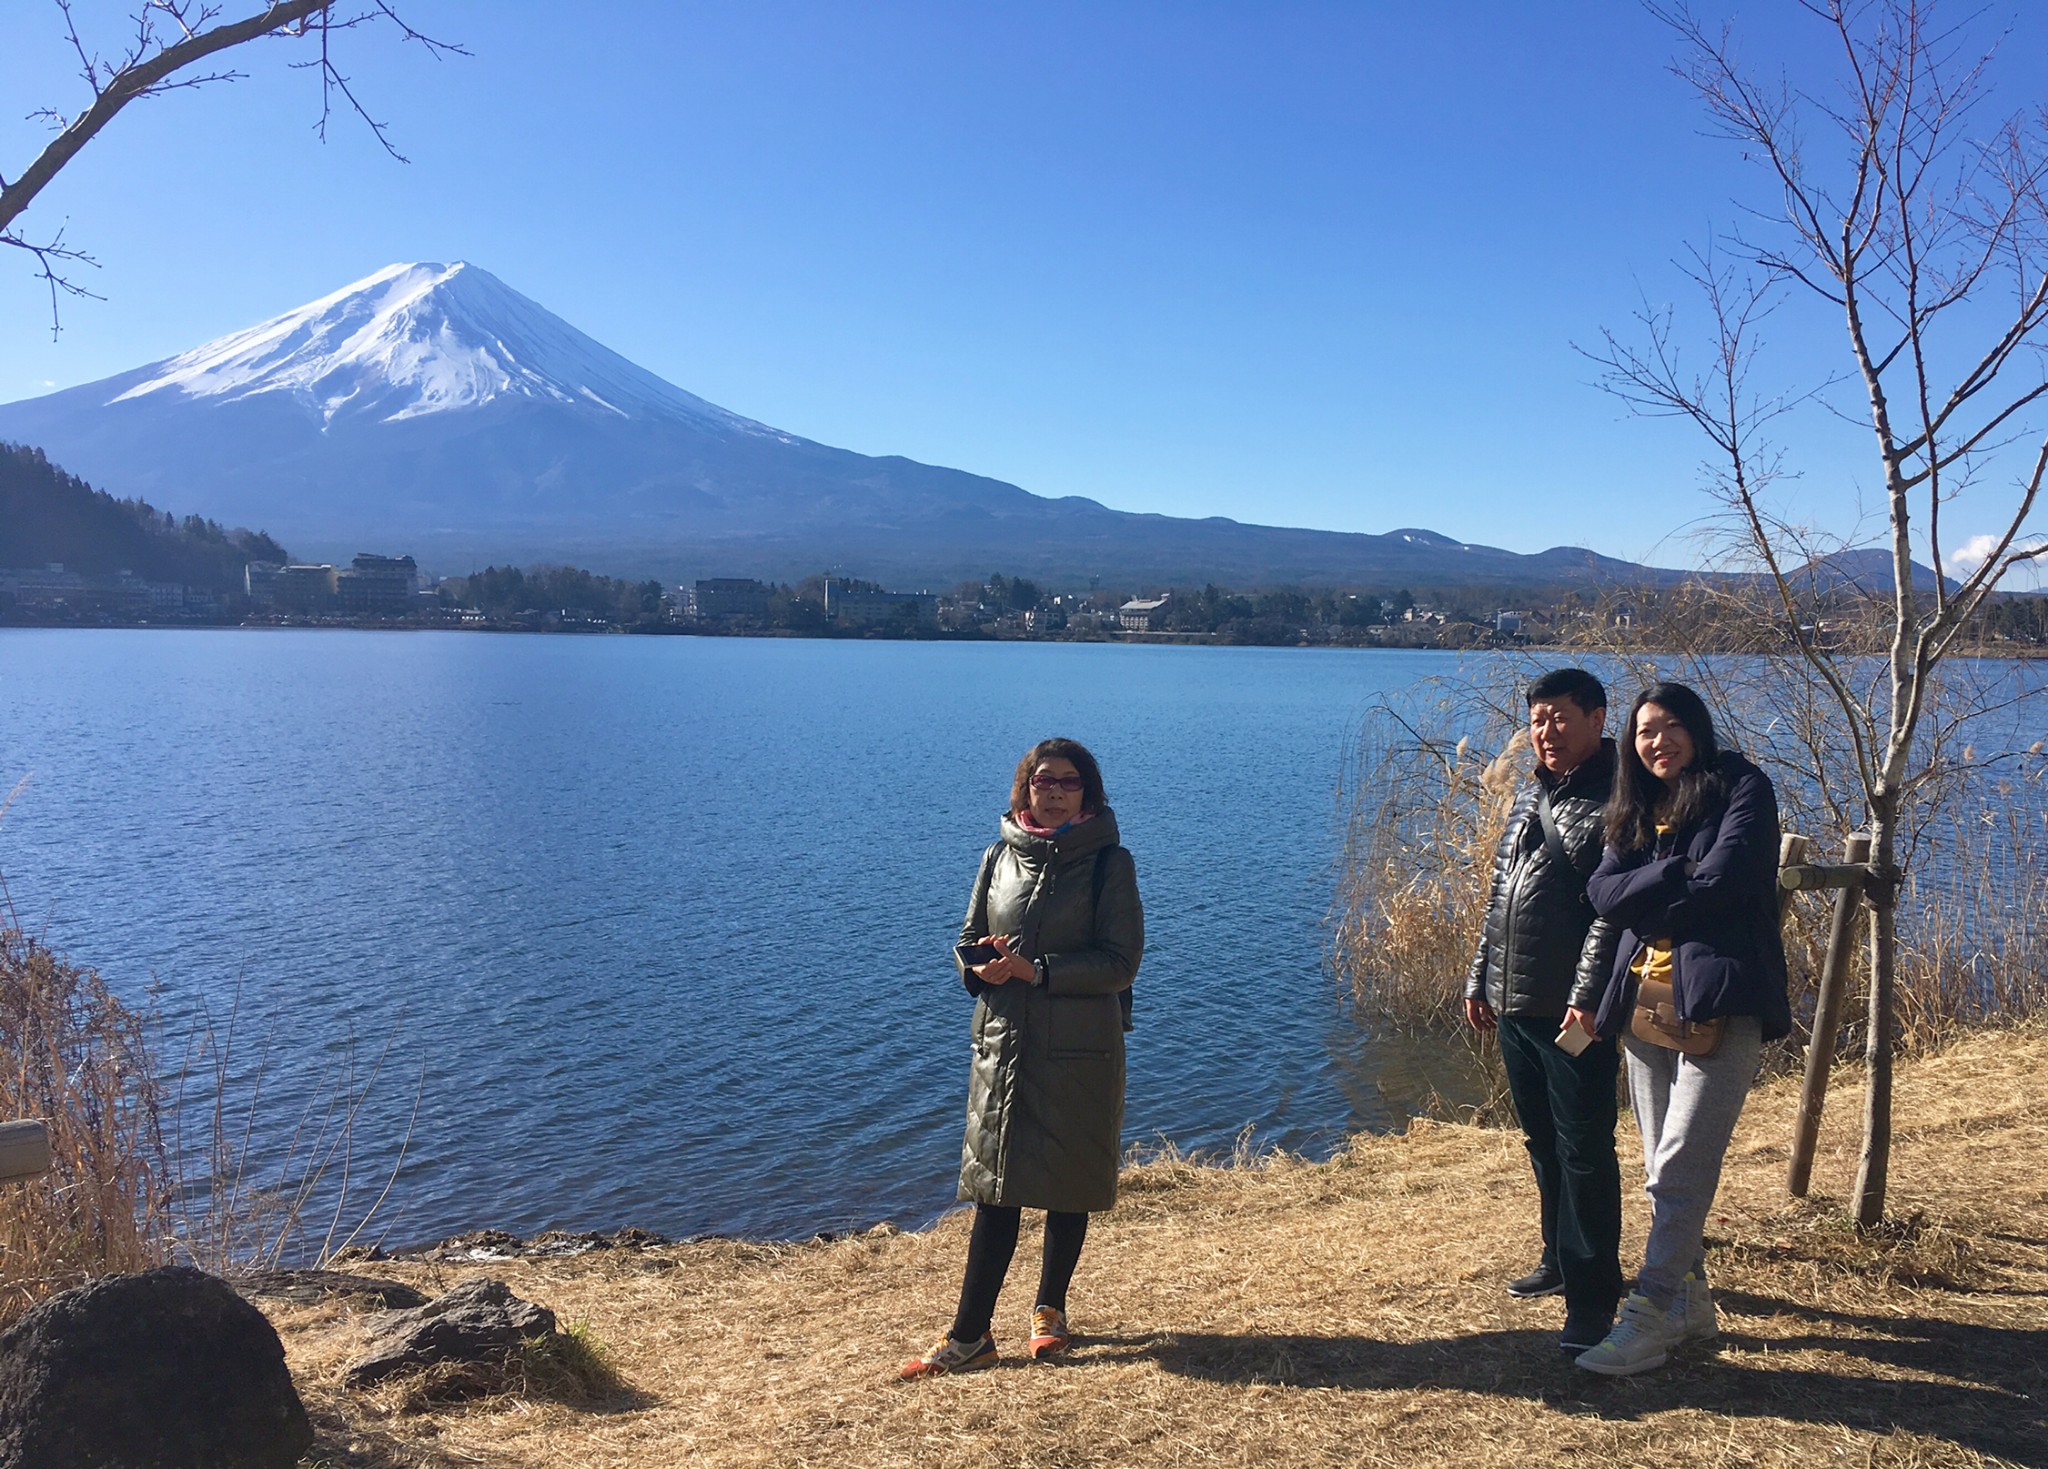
1606, 682, 1728, 854
1009, 737, 1107, 816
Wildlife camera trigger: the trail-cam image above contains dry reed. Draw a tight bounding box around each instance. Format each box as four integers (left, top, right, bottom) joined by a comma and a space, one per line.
0, 918, 169, 1327
171, 995, 423, 1276
1330, 671, 1532, 1122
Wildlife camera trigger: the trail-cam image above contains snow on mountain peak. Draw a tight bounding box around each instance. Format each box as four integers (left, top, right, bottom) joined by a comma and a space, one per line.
110, 261, 766, 433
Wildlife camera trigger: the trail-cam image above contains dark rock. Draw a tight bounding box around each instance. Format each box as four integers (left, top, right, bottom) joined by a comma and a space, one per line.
0, 1265, 312, 1469
326, 1243, 388, 1264
521, 1227, 672, 1258
237, 1269, 429, 1310
406, 1225, 671, 1261
345, 1278, 558, 1387
416, 1228, 524, 1261
523, 1230, 611, 1257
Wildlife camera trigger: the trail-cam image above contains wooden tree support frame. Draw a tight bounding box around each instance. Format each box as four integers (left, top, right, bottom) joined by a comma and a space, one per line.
0, 1120, 52, 1183
1783, 833, 1873, 1197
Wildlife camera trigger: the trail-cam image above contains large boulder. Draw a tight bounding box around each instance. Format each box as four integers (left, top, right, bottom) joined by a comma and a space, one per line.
345, 1277, 558, 1387
0, 1265, 312, 1469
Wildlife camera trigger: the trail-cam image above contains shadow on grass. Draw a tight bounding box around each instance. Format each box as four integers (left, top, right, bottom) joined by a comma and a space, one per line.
1108, 1297, 2048, 1468
301, 1399, 468, 1469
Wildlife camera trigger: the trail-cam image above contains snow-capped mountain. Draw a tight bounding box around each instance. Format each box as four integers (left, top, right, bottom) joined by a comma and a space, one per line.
109, 262, 769, 432
0, 263, 1654, 586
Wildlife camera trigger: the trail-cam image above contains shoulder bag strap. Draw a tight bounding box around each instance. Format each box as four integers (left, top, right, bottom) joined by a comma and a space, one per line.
1535, 789, 1588, 894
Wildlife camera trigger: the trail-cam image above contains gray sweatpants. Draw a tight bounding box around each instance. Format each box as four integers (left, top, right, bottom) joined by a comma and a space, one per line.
1623, 1016, 1764, 1308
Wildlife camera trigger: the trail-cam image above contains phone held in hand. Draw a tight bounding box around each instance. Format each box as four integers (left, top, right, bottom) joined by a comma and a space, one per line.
956, 940, 1001, 967
1554, 1022, 1594, 1056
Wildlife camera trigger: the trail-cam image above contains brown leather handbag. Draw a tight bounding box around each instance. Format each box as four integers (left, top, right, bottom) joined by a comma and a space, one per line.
1631, 978, 1727, 1056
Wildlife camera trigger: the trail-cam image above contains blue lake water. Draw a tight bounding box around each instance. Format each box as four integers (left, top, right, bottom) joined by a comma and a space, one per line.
0, 630, 1487, 1247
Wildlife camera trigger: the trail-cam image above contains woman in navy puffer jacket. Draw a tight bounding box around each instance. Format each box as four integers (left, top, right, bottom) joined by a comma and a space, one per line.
1573, 682, 1789, 1378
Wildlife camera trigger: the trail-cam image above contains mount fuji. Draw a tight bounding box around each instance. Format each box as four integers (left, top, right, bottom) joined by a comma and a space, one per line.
0, 262, 1652, 587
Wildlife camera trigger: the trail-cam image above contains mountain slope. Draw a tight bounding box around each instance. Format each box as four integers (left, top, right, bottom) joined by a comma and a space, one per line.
0, 441, 289, 590
0, 263, 1660, 587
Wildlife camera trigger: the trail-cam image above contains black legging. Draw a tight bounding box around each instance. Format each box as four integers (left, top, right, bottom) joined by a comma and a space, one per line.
948, 1204, 1089, 1343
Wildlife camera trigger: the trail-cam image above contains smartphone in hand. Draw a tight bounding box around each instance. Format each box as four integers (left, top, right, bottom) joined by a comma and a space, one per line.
956, 940, 1001, 967
1554, 1023, 1594, 1056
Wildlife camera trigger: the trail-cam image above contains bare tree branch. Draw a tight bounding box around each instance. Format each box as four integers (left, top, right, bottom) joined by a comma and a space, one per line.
3, 1, 468, 333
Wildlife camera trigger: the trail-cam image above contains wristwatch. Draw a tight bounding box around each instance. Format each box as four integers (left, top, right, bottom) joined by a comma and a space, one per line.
1032, 956, 1050, 988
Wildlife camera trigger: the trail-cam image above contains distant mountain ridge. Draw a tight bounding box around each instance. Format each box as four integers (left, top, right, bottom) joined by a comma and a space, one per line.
0, 261, 1666, 587
1794, 548, 1961, 598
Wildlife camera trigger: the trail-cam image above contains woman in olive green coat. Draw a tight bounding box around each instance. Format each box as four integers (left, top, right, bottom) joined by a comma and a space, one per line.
900, 737, 1144, 1379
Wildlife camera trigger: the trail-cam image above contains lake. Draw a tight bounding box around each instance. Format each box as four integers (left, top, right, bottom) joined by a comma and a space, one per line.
0, 630, 1496, 1248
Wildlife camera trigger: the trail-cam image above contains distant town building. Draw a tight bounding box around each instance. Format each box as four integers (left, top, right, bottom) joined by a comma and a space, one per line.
274, 564, 339, 614
0, 563, 194, 617
691, 578, 774, 619
0, 564, 85, 607
245, 562, 284, 606
1495, 610, 1523, 635
1118, 594, 1171, 631
824, 576, 937, 629
335, 553, 418, 616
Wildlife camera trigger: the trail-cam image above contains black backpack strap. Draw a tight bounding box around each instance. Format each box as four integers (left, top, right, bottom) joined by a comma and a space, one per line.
968, 841, 1001, 931
1090, 845, 1134, 1031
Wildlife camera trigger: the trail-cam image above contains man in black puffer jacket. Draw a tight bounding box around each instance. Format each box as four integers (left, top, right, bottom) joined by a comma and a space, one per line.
1464, 667, 1623, 1353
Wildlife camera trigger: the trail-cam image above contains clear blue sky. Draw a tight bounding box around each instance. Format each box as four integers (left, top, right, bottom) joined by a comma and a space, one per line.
3, 1, 2044, 580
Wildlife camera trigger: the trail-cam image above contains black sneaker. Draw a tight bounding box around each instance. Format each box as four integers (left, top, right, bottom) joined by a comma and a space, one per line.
1560, 1314, 1612, 1354
1506, 1263, 1565, 1298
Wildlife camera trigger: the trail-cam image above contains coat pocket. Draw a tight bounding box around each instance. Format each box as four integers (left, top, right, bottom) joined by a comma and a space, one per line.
1047, 994, 1120, 1060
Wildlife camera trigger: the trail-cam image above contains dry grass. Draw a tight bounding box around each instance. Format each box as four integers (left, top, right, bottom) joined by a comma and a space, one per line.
267, 1027, 2048, 1469
1332, 681, 1527, 1120
0, 920, 168, 1327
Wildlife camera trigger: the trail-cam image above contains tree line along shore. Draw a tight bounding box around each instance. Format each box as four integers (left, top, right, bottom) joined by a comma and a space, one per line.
8, 441, 2046, 648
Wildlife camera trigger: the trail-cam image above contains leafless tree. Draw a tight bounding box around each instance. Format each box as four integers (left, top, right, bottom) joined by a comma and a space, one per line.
1587, 0, 2048, 1225
2, 0, 463, 335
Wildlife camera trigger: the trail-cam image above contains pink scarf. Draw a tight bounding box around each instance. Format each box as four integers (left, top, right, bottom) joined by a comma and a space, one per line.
1011, 809, 1096, 839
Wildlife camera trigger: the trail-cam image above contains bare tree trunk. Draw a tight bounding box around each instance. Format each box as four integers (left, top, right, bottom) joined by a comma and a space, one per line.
1852, 819, 1899, 1226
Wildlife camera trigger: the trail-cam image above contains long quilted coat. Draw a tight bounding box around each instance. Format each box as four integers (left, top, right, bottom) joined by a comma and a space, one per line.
954, 807, 1143, 1214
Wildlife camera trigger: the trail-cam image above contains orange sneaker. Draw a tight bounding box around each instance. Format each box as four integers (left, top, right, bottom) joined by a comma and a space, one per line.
1028, 1306, 1071, 1359
899, 1332, 997, 1380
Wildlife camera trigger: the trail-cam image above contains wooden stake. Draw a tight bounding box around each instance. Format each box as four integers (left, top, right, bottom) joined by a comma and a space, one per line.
1777, 833, 1810, 920
1787, 832, 1871, 1197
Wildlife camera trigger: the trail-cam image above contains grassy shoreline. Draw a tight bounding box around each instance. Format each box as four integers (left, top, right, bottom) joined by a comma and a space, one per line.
264, 1026, 2047, 1468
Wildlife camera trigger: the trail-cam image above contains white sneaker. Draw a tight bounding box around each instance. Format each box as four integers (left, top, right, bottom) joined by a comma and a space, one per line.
1665, 1272, 1718, 1344
1575, 1292, 1674, 1376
